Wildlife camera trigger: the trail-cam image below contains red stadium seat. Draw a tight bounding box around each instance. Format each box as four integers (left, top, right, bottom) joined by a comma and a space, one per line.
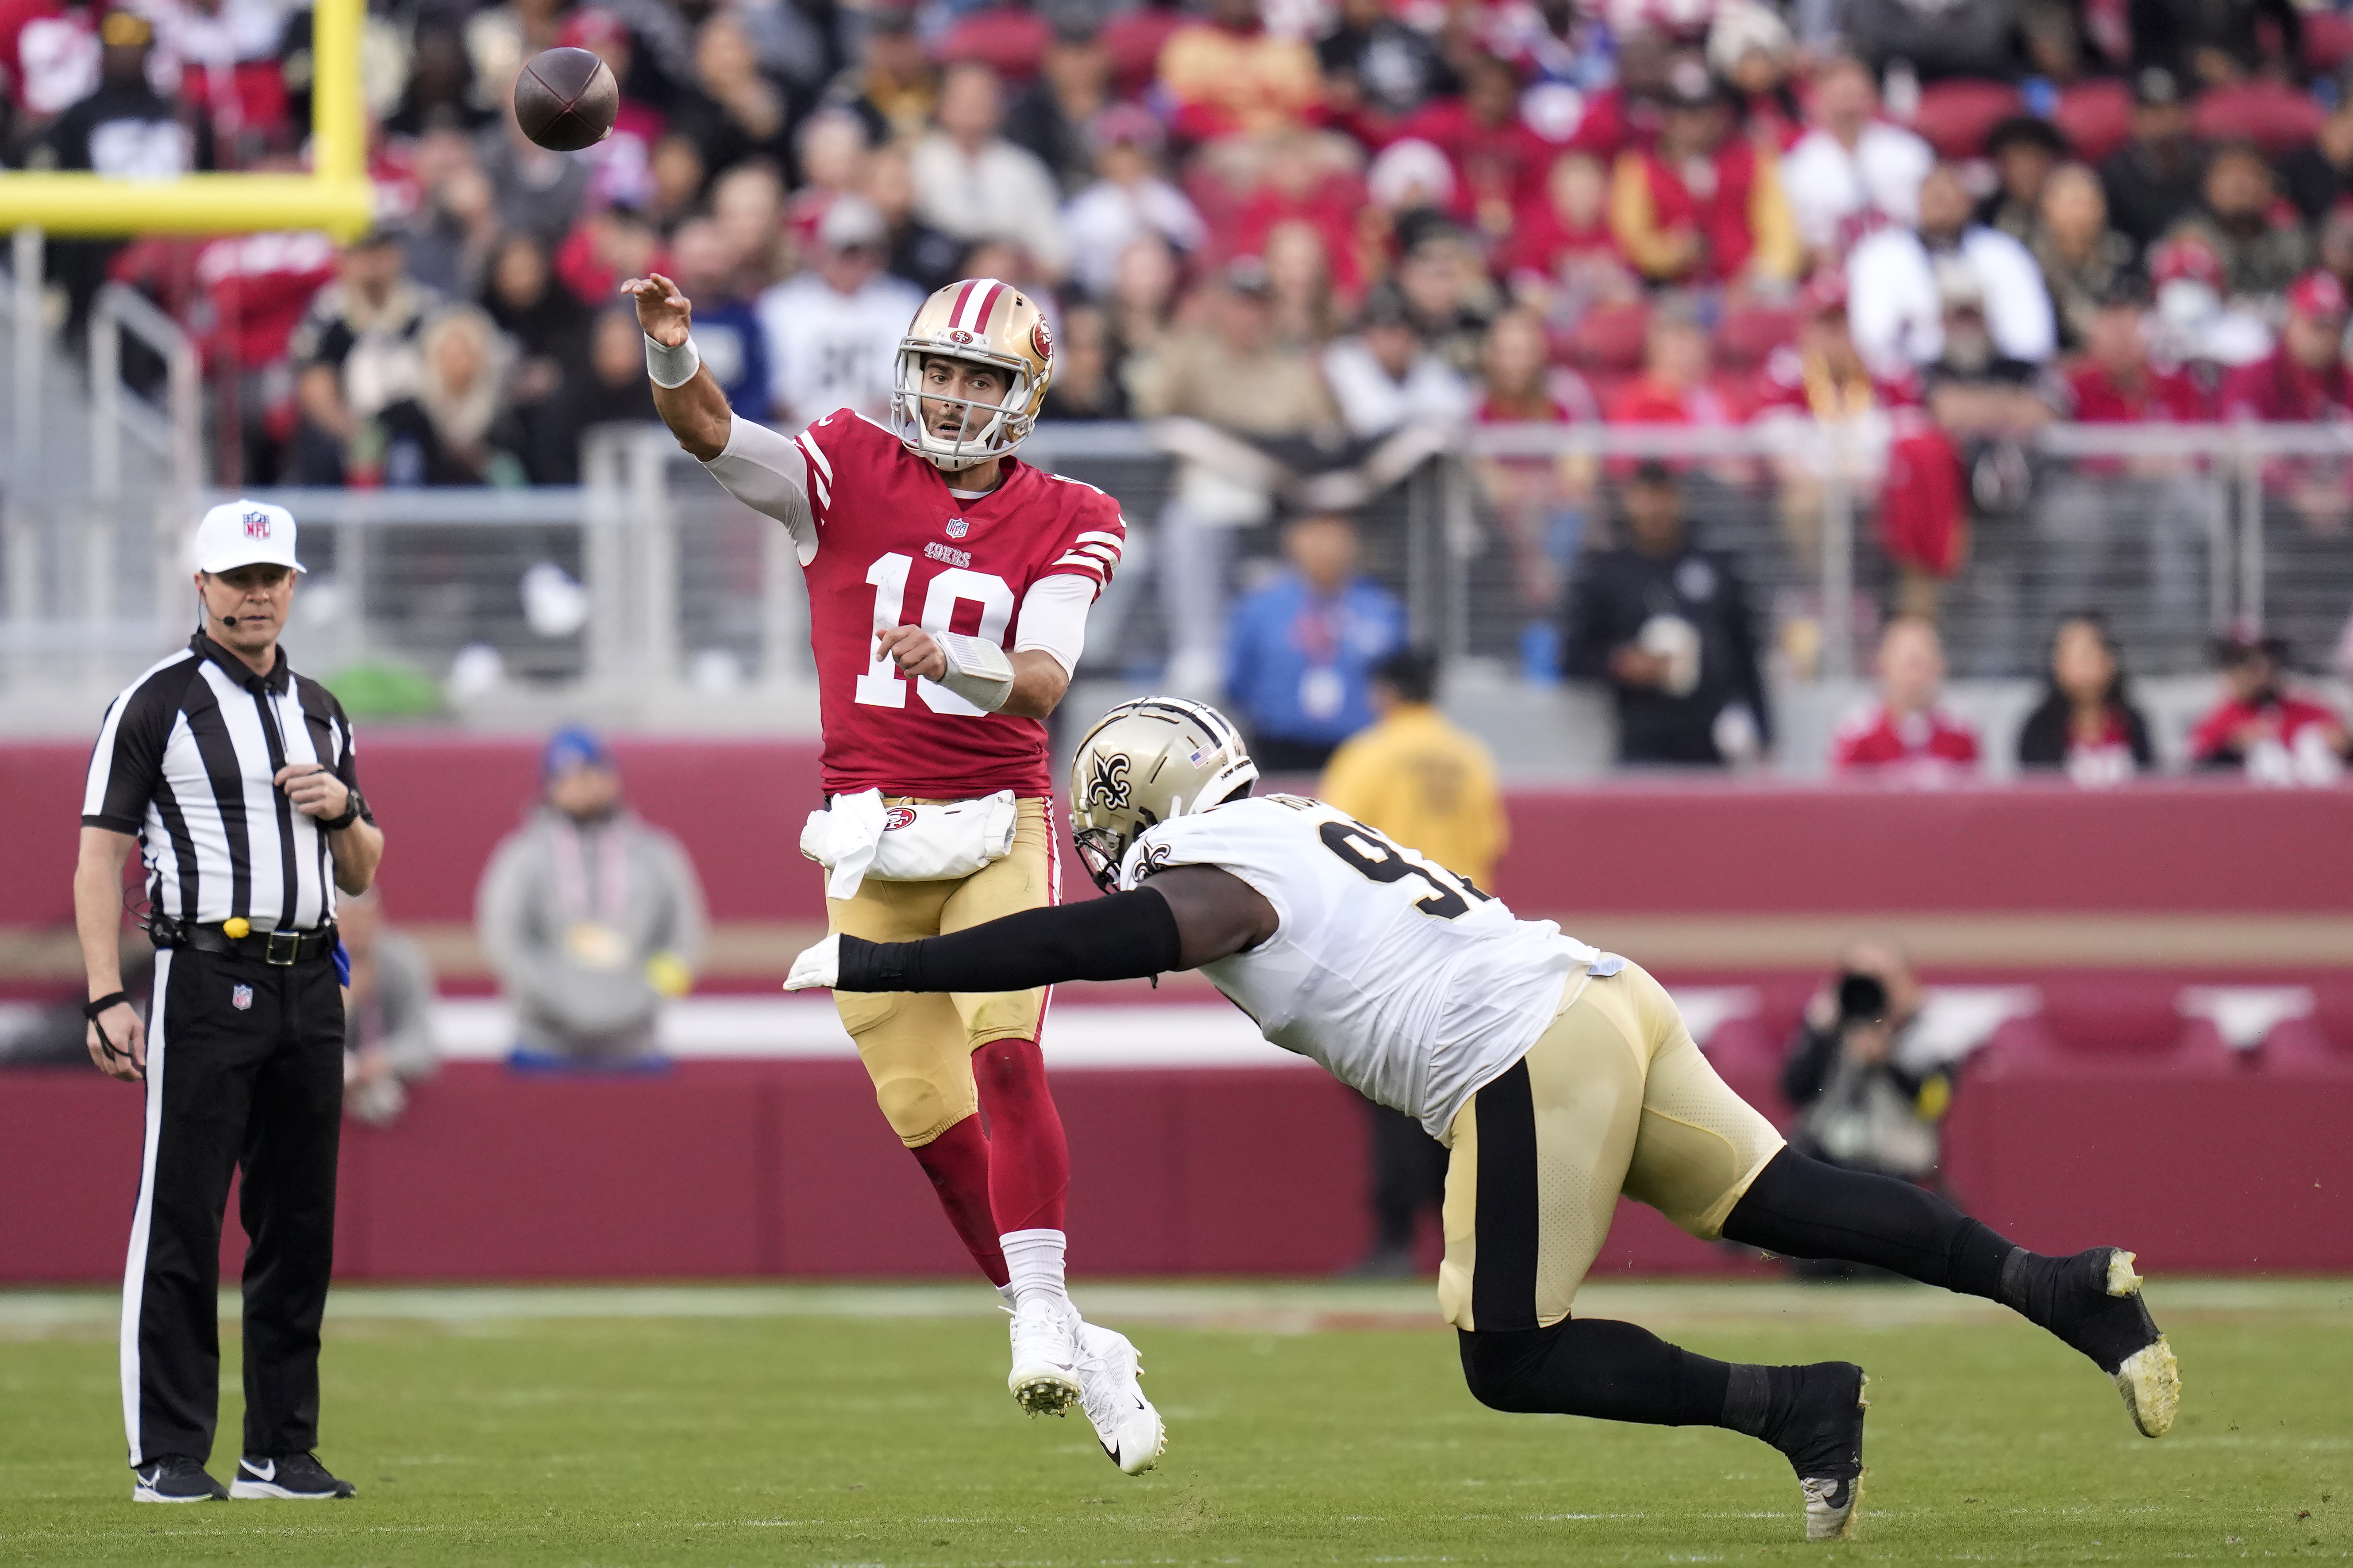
1906, 79, 2026, 159
1562, 299, 1650, 373
2190, 80, 2328, 155
1101, 6, 1183, 99
2053, 78, 2134, 165
2307, 9, 2353, 76
935, 6, 1051, 82
1716, 305, 1798, 369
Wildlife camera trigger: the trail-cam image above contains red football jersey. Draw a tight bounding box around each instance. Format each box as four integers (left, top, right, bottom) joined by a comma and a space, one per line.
796, 411, 1124, 799
1831, 703, 1981, 781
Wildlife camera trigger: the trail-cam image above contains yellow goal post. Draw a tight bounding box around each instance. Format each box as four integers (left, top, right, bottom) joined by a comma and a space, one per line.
0, 0, 372, 239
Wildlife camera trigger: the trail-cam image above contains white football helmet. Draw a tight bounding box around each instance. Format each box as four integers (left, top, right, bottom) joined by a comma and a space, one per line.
1068, 698, 1259, 893
892, 277, 1055, 471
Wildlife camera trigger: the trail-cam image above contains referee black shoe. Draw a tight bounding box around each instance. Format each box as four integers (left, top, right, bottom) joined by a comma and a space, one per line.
131, 1456, 228, 1503
230, 1452, 357, 1499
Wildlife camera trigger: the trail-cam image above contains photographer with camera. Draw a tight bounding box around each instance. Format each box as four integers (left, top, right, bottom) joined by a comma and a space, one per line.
1779, 942, 1952, 1190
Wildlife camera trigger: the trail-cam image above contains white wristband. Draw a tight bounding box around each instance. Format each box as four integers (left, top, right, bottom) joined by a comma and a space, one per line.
645, 333, 701, 389
935, 631, 1015, 712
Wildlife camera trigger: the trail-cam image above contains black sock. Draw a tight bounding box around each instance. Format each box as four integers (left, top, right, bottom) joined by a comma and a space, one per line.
1460, 1318, 1733, 1426
1458, 1321, 1829, 1466
1722, 1149, 2017, 1299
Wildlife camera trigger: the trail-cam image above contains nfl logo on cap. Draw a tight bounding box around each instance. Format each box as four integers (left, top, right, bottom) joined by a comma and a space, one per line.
194, 498, 306, 576
231, 984, 254, 1011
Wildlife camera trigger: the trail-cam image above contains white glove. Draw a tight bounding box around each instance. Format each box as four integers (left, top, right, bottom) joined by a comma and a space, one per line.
784, 933, 842, 992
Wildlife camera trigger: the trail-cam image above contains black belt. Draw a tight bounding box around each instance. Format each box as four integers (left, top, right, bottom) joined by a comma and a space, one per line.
150, 917, 339, 966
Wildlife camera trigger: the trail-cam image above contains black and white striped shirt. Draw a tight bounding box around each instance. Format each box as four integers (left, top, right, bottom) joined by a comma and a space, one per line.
82, 633, 370, 932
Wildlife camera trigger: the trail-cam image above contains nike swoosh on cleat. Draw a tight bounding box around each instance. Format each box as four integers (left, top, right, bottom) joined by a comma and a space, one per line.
247, 1460, 275, 1482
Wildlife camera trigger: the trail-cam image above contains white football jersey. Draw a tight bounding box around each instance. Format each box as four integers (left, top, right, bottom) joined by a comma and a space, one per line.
1118, 794, 1608, 1140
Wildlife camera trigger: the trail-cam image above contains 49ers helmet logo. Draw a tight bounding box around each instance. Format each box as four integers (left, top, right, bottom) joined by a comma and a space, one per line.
947, 329, 975, 345
1089, 752, 1132, 811
1031, 319, 1054, 361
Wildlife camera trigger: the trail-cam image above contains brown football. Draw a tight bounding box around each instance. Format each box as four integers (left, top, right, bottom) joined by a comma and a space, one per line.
512, 47, 619, 152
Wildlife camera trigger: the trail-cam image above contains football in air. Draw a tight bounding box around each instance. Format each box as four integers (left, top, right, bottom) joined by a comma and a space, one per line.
512, 47, 619, 152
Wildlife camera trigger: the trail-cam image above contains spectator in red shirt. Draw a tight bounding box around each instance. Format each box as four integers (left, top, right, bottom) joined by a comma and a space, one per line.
1399, 50, 1553, 244
2221, 271, 2353, 423
2015, 613, 2156, 787
1832, 616, 1981, 782
2187, 631, 2351, 785
1606, 58, 1799, 291
2222, 271, 2353, 535
2050, 279, 2214, 630
1606, 299, 1741, 425
1473, 308, 1599, 645
1749, 271, 1922, 565
2067, 280, 2211, 426
1156, 0, 1321, 144
1500, 150, 1637, 317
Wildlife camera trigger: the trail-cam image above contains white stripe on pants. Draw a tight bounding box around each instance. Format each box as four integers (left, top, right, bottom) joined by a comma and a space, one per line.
119, 948, 170, 1465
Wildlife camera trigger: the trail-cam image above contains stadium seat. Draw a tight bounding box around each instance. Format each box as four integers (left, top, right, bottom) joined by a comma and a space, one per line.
1907, 79, 2026, 159
2190, 80, 2327, 156
1101, 6, 1184, 98
936, 6, 1051, 81
2053, 78, 2134, 164
1715, 305, 1799, 370
1979, 978, 2234, 1071
2306, 9, 2353, 76
1562, 300, 1650, 374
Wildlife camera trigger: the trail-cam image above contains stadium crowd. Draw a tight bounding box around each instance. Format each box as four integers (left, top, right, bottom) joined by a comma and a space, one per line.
10, 0, 2353, 487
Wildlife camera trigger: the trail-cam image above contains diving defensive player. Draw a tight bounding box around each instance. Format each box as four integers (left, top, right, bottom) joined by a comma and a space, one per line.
786, 696, 2180, 1542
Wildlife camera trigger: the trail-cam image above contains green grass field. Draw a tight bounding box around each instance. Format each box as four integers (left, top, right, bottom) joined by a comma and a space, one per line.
0, 1279, 2345, 1566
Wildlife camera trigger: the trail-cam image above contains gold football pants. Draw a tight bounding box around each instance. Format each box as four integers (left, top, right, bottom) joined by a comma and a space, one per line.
1439, 960, 1785, 1331
825, 796, 1057, 1147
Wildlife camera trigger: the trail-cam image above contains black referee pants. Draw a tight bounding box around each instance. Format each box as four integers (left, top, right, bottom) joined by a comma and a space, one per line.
124, 945, 344, 1467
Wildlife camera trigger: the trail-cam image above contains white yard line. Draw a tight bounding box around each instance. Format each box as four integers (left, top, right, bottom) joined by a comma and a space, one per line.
1, 1278, 2344, 1336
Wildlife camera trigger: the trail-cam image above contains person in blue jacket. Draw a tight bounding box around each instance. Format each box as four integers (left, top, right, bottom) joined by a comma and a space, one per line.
1222, 512, 1405, 772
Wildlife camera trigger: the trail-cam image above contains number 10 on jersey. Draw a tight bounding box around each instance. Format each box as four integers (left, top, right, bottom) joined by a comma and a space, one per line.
855, 551, 1018, 717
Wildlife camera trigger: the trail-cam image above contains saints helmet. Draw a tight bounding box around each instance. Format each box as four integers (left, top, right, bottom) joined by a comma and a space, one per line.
892, 277, 1055, 471
1068, 697, 1259, 893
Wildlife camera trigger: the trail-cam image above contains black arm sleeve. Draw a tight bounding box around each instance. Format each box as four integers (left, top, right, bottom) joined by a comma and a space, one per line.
836, 885, 1186, 994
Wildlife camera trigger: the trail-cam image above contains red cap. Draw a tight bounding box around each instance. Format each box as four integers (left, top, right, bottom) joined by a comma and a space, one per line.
558, 8, 626, 50
2148, 235, 2223, 291
2287, 269, 2349, 321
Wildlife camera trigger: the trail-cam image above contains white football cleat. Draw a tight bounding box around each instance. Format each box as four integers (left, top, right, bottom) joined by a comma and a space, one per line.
1074, 1321, 1166, 1475
1007, 1297, 1082, 1416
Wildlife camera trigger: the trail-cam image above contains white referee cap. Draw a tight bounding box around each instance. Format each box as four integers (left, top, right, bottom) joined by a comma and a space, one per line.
194, 499, 306, 575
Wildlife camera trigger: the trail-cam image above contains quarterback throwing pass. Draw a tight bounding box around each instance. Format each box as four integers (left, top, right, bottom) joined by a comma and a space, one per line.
625, 269, 1160, 1475
786, 697, 2182, 1544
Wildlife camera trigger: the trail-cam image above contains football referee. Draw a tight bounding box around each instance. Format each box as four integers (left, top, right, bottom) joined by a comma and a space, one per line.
75, 500, 384, 1504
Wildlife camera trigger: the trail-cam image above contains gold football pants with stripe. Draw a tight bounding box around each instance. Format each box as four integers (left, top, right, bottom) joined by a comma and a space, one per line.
1439, 960, 1786, 1332
825, 796, 1057, 1147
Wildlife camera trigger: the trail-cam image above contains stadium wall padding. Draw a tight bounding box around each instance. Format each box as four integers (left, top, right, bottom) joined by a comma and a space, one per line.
1, 1055, 2346, 1283
8, 736, 2353, 932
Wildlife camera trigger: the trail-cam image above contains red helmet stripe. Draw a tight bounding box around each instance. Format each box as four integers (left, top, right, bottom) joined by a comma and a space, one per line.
946, 279, 978, 329
973, 280, 1008, 333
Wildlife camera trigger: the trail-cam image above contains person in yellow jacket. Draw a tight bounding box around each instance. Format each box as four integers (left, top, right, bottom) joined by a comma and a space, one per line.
1318, 646, 1510, 1275
1320, 648, 1507, 889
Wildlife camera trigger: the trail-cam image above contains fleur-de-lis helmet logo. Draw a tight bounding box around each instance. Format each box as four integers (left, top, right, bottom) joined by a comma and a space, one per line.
1090, 752, 1132, 811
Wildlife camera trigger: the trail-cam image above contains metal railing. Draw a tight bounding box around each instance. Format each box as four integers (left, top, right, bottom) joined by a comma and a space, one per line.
4, 417, 2349, 723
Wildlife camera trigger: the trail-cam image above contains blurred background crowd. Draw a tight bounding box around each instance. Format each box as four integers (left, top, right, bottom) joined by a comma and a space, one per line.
13, 0, 2353, 485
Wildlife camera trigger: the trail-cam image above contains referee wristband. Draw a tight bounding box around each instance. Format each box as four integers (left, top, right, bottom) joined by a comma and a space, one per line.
83, 991, 130, 1020
645, 333, 701, 389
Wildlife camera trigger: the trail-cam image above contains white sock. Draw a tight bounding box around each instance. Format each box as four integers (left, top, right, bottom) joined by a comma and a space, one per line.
1001, 1228, 1069, 1312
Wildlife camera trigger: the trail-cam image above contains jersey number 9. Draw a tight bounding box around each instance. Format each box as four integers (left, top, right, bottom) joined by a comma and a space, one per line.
1317, 819, 1490, 920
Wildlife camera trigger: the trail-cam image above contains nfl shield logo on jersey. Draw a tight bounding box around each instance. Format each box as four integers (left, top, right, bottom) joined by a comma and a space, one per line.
231, 984, 254, 1011
945, 517, 968, 539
